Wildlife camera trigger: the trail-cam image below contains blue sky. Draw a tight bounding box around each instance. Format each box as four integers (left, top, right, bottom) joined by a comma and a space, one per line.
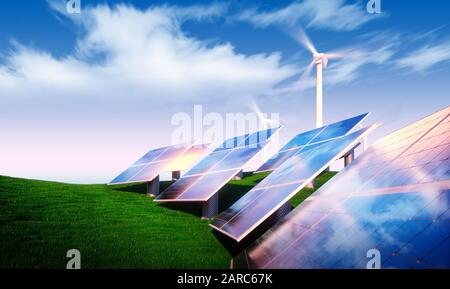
0, 0, 449, 183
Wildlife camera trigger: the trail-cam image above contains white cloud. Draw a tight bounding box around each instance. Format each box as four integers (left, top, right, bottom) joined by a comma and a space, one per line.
0, 2, 297, 183
326, 44, 395, 85
276, 33, 398, 95
0, 2, 294, 104
236, 0, 379, 31
396, 41, 450, 72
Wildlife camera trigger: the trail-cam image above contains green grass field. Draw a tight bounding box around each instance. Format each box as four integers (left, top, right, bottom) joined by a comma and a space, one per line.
0, 171, 336, 269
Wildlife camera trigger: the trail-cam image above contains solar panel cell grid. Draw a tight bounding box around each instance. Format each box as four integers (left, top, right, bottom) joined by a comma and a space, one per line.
110, 164, 147, 184
211, 126, 374, 241
155, 127, 281, 202
158, 175, 202, 199
129, 159, 173, 182
133, 147, 167, 165
214, 144, 269, 172
169, 169, 238, 201
236, 106, 450, 268
152, 146, 189, 162
255, 190, 448, 269
216, 137, 244, 151
413, 238, 450, 268
257, 113, 369, 172
110, 142, 209, 185
257, 148, 299, 172
280, 127, 323, 149
183, 149, 231, 176
213, 183, 301, 239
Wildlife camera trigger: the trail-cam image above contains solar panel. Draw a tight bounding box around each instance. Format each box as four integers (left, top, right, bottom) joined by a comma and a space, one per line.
109, 142, 208, 185
164, 145, 208, 172
210, 126, 375, 241
235, 106, 450, 269
257, 113, 369, 172
154, 127, 281, 202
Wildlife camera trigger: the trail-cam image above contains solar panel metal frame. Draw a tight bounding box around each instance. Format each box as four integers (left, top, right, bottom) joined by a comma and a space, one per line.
256, 113, 370, 173
210, 125, 376, 241
154, 127, 282, 203
235, 106, 450, 269
108, 142, 207, 185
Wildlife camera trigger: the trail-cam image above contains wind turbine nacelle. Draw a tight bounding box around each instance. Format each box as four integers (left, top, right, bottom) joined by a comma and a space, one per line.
313, 53, 329, 67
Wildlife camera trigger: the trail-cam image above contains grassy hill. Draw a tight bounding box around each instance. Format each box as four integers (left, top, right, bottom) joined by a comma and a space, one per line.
0, 171, 336, 268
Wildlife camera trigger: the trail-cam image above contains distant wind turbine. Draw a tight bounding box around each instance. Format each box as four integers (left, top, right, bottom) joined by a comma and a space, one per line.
246, 97, 277, 129
294, 29, 344, 128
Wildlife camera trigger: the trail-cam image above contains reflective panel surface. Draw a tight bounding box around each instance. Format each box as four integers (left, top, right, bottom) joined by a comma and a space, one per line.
211, 127, 374, 241
109, 142, 209, 185
236, 106, 450, 269
257, 113, 369, 172
155, 127, 280, 202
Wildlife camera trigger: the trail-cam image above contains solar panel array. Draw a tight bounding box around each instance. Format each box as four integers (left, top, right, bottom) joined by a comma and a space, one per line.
257, 113, 369, 172
109, 142, 207, 185
236, 106, 450, 269
211, 126, 375, 241
155, 127, 281, 202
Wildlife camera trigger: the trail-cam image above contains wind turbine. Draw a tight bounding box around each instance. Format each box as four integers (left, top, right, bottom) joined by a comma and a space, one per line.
293, 29, 368, 154
295, 29, 343, 128
246, 97, 278, 129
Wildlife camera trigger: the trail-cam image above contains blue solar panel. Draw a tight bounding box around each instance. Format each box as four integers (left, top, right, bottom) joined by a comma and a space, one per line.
183, 149, 231, 176
110, 164, 148, 184
235, 106, 450, 269
109, 142, 207, 185
215, 127, 278, 151
211, 126, 374, 241
313, 113, 369, 143
257, 113, 369, 172
155, 127, 281, 202
133, 147, 167, 165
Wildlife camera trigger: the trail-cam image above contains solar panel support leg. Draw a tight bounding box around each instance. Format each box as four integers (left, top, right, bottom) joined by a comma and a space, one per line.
172, 170, 181, 180
233, 170, 244, 180
305, 179, 316, 189
202, 193, 218, 219
269, 201, 292, 225
344, 149, 354, 167
362, 136, 368, 151
146, 175, 160, 197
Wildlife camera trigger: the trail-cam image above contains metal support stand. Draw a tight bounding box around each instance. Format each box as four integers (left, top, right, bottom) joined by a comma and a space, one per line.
305, 178, 316, 189
344, 149, 355, 167
233, 170, 244, 180
272, 201, 291, 221
172, 170, 181, 180
264, 201, 292, 229
146, 175, 160, 196
202, 193, 218, 219
362, 137, 368, 151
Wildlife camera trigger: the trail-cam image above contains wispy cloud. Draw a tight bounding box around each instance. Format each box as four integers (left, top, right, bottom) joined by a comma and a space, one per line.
236, 0, 380, 31
0, 2, 297, 183
277, 32, 399, 94
1, 1, 298, 105
395, 40, 450, 72
326, 42, 396, 85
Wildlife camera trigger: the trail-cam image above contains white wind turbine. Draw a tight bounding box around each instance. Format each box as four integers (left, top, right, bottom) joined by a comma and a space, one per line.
293, 29, 368, 152
294, 29, 344, 128
247, 97, 278, 129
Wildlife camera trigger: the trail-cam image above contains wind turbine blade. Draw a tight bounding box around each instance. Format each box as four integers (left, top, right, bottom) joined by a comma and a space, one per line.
301, 61, 315, 79
324, 53, 342, 59
295, 61, 315, 90
324, 48, 357, 59
246, 98, 274, 127
289, 27, 318, 54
